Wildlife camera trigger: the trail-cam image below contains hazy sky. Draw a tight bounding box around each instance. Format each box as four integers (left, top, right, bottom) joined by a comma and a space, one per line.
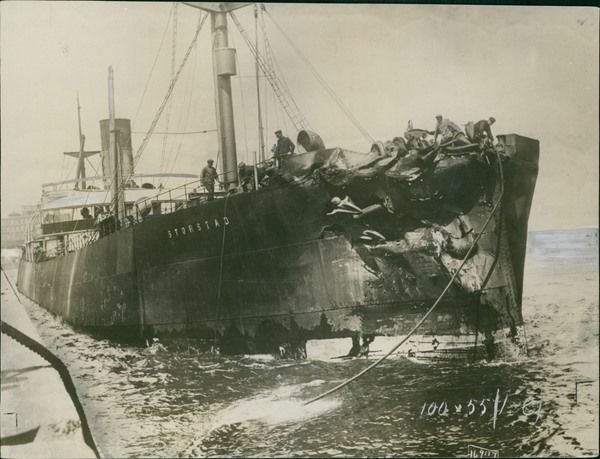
1, 2, 598, 230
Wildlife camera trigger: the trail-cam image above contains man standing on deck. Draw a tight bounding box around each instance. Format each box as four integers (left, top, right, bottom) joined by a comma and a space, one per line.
272, 130, 295, 159
201, 159, 219, 201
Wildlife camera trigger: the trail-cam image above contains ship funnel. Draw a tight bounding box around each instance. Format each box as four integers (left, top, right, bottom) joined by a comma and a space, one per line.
99, 118, 134, 188
297, 130, 325, 152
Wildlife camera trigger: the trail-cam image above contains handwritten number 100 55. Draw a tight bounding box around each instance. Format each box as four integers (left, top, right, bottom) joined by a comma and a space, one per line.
418, 388, 543, 429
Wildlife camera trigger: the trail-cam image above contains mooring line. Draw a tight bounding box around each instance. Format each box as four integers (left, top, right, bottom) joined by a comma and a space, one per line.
1, 264, 22, 304
213, 194, 230, 356
304, 151, 505, 406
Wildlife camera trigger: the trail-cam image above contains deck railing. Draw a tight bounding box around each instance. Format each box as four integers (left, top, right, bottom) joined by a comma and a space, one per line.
131, 178, 228, 224
27, 159, 281, 261
27, 174, 234, 261
41, 173, 201, 193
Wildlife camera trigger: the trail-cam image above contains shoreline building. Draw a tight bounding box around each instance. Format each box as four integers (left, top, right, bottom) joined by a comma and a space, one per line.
1, 204, 42, 249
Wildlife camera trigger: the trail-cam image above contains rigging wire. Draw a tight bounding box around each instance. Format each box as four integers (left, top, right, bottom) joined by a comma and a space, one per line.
263, 7, 375, 145
276, 92, 288, 139
85, 157, 100, 177
260, 17, 272, 153
132, 130, 217, 135
131, 11, 208, 175
259, 11, 288, 146
228, 10, 310, 132
263, 63, 270, 152
160, 2, 179, 173
133, 4, 174, 127
164, 39, 200, 184
259, 6, 295, 133
165, 8, 198, 181
304, 150, 505, 406
163, 39, 192, 179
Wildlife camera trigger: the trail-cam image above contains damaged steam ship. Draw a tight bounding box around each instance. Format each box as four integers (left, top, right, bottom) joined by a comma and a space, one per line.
17, 3, 539, 362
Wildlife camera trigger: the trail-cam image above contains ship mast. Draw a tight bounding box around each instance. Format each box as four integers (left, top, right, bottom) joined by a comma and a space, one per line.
185, 2, 248, 189
108, 66, 125, 225
76, 95, 87, 189
211, 8, 239, 190
63, 98, 100, 190
254, 3, 265, 163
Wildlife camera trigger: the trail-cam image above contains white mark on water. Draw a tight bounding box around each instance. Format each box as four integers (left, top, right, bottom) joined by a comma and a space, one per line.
211, 379, 340, 428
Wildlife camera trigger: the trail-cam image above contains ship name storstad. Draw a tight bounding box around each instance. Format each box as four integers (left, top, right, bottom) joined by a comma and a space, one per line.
167, 216, 230, 239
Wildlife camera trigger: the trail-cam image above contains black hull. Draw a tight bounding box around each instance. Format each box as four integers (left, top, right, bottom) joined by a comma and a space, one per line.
18, 135, 539, 358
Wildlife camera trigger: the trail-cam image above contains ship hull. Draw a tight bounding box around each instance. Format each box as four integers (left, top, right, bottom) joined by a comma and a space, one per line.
17, 134, 539, 360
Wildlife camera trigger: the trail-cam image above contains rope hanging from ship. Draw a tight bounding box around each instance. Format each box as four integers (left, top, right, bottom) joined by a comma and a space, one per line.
213, 194, 230, 356
304, 149, 506, 406
0, 267, 101, 458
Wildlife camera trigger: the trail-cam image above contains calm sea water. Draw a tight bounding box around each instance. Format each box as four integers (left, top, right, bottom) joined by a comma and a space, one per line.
18, 228, 599, 458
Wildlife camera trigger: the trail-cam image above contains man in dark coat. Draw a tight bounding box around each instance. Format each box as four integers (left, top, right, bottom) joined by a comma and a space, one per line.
238, 162, 255, 192
272, 130, 295, 158
473, 117, 496, 143
201, 159, 219, 201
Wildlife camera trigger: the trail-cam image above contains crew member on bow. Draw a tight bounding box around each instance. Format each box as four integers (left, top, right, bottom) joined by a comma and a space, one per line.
433, 114, 463, 145
473, 116, 496, 144
271, 130, 295, 162
238, 162, 255, 192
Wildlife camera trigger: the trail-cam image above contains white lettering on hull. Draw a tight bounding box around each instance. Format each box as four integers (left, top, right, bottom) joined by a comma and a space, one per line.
167, 216, 230, 239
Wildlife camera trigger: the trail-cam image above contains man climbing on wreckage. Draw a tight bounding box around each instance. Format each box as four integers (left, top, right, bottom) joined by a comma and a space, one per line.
433, 114, 462, 144
473, 116, 496, 144
432, 114, 470, 147
462, 116, 499, 207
